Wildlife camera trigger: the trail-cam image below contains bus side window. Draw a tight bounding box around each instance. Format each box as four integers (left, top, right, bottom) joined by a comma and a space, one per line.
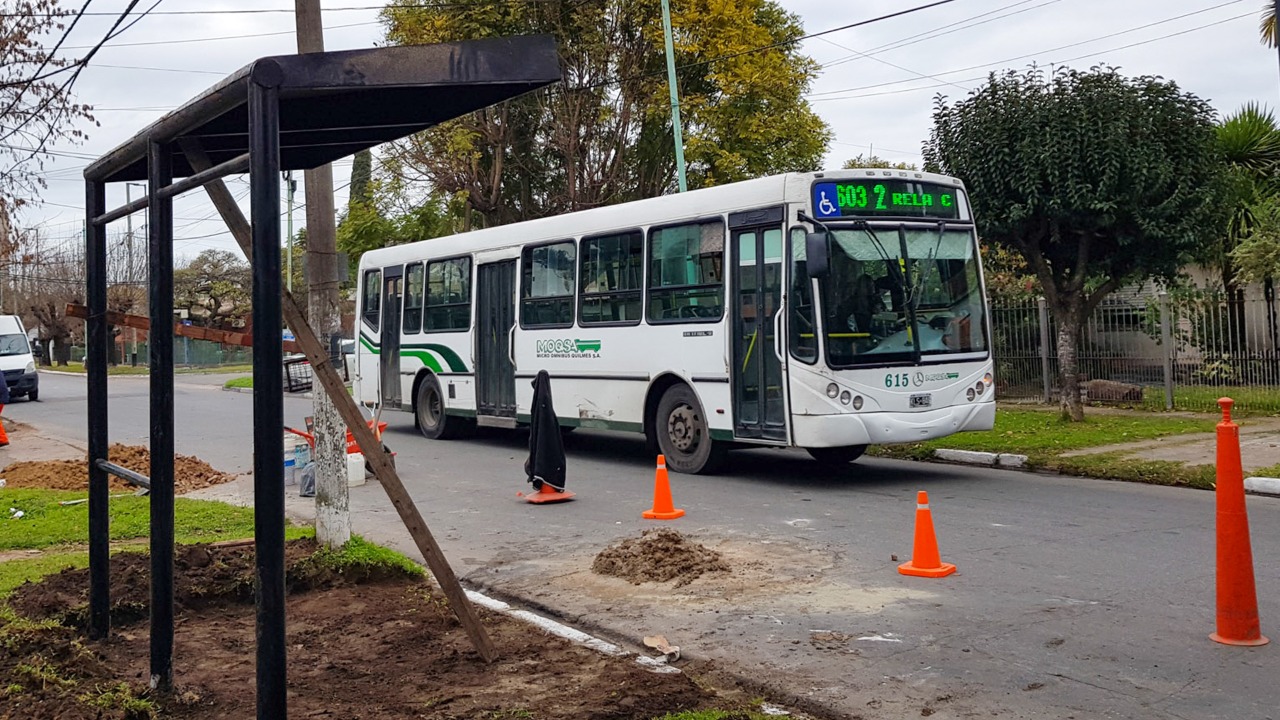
403, 262, 424, 334
580, 230, 642, 325
361, 269, 381, 331
521, 241, 576, 328
788, 228, 817, 364
425, 257, 471, 332
647, 220, 724, 323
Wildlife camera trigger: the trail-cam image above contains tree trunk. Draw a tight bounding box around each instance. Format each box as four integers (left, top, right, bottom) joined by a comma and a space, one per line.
1053, 303, 1085, 421
54, 338, 71, 366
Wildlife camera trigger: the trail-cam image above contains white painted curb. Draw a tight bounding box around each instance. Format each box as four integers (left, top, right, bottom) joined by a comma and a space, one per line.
932, 449, 1028, 468
463, 589, 680, 674
1245, 477, 1280, 497
934, 449, 998, 465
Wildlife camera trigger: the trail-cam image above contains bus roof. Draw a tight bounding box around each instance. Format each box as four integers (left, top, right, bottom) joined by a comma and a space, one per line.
357, 169, 964, 268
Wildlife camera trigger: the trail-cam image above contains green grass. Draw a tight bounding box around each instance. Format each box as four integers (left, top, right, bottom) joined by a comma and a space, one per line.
1139, 385, 1280, 416
0, 488, 312, 552
224, 376, 253, 389
0, 552, 88, 598
304, 535, 424, 578
871, 407, 1213, 462
652, 711, 776, 720
869, 407, 1229, 487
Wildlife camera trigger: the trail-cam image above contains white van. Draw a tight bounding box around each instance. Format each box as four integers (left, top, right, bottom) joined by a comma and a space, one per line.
0, 316, 38, 401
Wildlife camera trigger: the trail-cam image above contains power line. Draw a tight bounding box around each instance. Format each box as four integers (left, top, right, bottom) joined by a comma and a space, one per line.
808, 3, 1253, 101
59, 20, 378, 50
1, 0, 573, 17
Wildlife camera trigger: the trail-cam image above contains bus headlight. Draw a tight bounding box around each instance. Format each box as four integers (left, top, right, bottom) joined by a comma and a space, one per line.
966, 388, 976, 401
975, 381, 985, 395
983, 372, 993, 386
826, 383, 839, 399
839, 390, 852, 405
852, 395, 863, 410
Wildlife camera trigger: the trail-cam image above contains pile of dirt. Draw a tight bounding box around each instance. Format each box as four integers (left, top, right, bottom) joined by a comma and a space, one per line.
592, 528, 730, 587
2, 540, 728, 720
0, 443, 234, 493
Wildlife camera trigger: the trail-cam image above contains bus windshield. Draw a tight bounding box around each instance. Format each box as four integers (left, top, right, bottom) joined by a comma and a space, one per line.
820, 225, 987, 367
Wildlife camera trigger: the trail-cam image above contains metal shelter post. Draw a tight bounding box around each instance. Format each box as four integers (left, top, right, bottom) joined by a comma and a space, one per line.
249, 63, 287, 720
85, 180, 110, 641
147, 140, 176, 692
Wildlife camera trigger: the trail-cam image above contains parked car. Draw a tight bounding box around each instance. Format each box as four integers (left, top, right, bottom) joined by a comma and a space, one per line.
0, 316, 38, 401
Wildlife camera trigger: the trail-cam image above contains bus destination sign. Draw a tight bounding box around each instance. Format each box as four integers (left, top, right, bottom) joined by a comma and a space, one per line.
812, 179, 961, 220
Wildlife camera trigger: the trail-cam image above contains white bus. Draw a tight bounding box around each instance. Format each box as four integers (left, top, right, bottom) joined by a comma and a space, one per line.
353, 170, 994, 474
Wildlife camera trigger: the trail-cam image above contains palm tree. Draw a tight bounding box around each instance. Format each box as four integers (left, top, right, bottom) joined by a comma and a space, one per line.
1214, 104, 1280, 350
1262, 2, 1276, 47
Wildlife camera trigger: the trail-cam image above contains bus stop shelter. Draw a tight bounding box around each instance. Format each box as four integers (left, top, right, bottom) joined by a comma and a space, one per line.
82, 35, 559, 718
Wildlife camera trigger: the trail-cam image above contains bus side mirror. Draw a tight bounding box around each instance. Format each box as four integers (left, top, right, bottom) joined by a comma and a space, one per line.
805, 232, 830, 279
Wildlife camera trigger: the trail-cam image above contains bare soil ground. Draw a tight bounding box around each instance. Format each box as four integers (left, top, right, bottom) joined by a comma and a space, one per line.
1, 443, 234, 493
1, 540, 764, 720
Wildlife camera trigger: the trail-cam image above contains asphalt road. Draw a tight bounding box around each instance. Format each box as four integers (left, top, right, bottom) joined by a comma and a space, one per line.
10, 371, 1280, 720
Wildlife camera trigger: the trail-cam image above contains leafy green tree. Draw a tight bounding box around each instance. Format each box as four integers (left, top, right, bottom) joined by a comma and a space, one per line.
381, 0, 829, 227
1232, 194, 1280, 282
1261, 2, 1276, 47
841, 154, 918, 170
925, 66, 1223, 420
173, 250, 252, 329
1204, 104, 1280, 349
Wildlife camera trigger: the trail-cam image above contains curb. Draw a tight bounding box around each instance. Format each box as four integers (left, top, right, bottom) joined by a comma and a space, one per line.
932, 448, 1028, 468
1245, 477, 1280, 497
462, 589, 680, 675
220, 385, 313, 399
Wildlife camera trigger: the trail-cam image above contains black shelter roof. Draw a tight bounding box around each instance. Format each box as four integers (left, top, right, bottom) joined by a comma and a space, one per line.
84, 35, 560, 183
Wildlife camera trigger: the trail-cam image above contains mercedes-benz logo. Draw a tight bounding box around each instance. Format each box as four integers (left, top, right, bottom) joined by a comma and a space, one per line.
913, 372, 925, 387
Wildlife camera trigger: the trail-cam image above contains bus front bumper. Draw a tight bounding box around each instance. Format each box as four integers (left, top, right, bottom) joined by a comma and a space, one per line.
791, 400, 995, 448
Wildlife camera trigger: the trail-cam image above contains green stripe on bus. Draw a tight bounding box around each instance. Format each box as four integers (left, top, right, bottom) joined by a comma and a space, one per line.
358, 334, 466, 373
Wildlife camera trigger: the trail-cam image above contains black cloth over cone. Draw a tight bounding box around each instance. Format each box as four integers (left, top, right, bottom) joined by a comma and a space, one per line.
525, 369, 566, 491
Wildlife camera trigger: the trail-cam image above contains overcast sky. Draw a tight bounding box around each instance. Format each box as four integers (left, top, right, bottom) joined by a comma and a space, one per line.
17, 0, 1280, 261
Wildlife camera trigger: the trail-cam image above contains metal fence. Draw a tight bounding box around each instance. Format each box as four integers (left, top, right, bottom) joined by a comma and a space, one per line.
993, 287, 1280, 414
69, 339, 252, 367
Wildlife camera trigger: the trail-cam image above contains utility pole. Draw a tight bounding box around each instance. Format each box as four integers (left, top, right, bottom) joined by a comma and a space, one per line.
285, 171, 295, 292
126, 182, 145, 365
295, 0, 350, 548
660, 0, 687, 192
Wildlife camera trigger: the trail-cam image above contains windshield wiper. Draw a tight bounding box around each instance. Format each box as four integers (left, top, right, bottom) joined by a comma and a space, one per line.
909, 221, 948, 310
853, 221, 906, 289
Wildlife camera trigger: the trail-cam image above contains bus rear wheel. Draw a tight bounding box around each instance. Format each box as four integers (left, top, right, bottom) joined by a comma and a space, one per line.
654, 384, 726, 475
806, 444, 868, 466
416, 374, 471, 440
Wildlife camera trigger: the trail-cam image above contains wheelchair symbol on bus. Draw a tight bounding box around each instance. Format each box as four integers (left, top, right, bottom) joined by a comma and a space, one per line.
817, 190, 838, 217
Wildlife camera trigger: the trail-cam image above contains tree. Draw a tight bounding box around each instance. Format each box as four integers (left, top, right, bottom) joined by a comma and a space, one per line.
0, 1, 96, 237
381, 0, 830, 227
925, 66, 1223, 420
1261, 2, 1276, 47
842, 154, 918, 170
173, 249, 251, 329
5, 228, 81, 365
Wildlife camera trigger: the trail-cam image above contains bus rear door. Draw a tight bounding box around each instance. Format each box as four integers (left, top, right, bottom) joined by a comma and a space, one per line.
729, 206, 788, 443
380, 265, 404, 408
475, 260, 517, 425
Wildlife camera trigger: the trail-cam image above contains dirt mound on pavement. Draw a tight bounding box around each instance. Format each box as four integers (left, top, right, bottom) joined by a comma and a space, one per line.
3, 540, 723, 720
592, 528, 730, 587
0, 443, 234, 493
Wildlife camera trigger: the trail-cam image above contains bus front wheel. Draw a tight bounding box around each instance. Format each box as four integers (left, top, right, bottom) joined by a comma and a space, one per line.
416, 375, 472, 440
654, 384, 726, 475
806, 444, 868, 466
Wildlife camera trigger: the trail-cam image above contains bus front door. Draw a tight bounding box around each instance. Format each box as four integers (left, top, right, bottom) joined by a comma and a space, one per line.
730, 207, 787, 442
380, 265, 404, 408
476, 260, 517, 424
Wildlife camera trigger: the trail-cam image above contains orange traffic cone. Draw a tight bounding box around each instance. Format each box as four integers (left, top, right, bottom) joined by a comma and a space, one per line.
642, 455, 684, 520
520, 480, 575, 504
898, 491, 956, 578
1210, 398, 1268, 646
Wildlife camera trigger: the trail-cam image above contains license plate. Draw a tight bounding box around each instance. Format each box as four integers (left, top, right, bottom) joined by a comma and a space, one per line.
910, 393, 932, 408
